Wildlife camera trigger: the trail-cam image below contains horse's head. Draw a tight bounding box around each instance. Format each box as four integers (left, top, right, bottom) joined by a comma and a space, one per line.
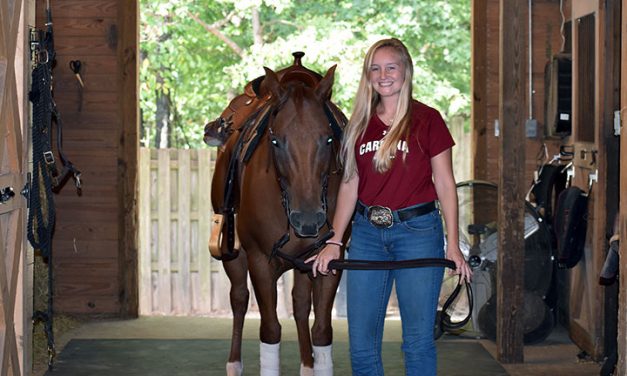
262, 65, 339, 238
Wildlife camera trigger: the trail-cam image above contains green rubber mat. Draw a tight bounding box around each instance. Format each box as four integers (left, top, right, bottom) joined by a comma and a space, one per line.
46, 339, 507, 375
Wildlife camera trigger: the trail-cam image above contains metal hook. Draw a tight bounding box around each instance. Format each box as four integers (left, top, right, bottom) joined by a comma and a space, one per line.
564, 163, 575, 188
586, 169, 598, 197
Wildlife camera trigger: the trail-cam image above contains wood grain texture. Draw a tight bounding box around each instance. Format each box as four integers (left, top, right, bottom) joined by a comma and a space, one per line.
471, 0, 488, 181
116, 0, 139, 318
496, 0, 526, 363
0, 0, 30, 374
36, 0, 127, 315
618, 2, 627, 373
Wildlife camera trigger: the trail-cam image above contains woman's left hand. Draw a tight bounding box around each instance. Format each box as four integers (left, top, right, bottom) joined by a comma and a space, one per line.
446, 244, 472, 284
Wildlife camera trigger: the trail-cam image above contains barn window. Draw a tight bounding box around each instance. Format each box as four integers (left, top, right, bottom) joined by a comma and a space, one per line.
575, 13, 595, 143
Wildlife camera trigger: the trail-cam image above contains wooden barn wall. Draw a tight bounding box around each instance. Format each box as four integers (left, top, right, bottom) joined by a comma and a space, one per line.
474, 0, 567, 184
36, 0, 138, 315
475, 0, 621, 361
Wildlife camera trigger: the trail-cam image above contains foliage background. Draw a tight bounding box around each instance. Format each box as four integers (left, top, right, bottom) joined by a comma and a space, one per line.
139, 0, 471, 148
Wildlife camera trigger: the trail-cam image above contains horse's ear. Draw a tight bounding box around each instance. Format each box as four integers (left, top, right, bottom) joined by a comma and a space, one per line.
263, 67, 283, 99
315, 65, 336, 101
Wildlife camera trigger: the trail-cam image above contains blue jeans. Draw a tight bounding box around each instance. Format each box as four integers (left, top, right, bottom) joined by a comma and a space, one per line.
346, 205, 444, 376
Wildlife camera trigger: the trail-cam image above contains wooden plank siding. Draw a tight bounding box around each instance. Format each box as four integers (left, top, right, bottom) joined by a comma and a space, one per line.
476, 0, 567, 185
35, 0, 138, 315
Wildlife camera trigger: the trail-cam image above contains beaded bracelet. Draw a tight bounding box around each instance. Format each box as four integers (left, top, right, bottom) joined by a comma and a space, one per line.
325, 240, 343, 247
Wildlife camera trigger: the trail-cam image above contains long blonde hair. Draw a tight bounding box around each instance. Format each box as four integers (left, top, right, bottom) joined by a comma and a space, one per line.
341, 38, 414, 179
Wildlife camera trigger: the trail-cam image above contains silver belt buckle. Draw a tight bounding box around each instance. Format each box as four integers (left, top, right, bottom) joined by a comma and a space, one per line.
368, 205, 393, 228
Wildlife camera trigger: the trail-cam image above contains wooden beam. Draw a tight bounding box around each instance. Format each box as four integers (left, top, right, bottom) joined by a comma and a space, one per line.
600, 0, 621, 363
496, 0, 526, 363
117, 0, 139, 318
617, 1, 627, 373
471, 0, 488, 181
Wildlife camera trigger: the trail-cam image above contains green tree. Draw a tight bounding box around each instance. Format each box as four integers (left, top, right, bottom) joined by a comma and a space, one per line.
140, 0, 471, 148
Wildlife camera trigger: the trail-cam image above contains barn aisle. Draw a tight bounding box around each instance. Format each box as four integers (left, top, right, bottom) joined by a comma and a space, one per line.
45, 338, 503, 376
39, 317, 599, 376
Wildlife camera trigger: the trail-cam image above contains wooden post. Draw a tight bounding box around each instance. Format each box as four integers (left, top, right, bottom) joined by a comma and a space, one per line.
600, 0, 621, 363
117, 0, 139, 317
198, 149, 213, 312
617, 1, 627, 373
497, 0, 525, 363
471, 0, 488, 181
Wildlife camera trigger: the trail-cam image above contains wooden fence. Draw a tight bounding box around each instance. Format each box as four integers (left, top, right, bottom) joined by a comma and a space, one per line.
138, 148, 298, 316
138, 122, 470, 317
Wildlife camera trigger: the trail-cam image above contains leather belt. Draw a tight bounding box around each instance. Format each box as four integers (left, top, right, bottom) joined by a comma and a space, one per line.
355, 201, 436, 228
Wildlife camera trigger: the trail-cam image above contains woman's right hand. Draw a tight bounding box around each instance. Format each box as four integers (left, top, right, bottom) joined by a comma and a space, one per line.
305, 244, 341, 277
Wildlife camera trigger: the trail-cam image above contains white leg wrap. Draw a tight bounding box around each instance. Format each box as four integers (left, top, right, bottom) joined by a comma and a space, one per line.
300, 363, 314, 376
313, 345, 333, 375
226, 361, 243, 376
260, 342, 281, 376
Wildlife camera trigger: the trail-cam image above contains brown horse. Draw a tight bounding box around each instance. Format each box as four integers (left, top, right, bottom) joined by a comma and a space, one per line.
208, 59, 346, 375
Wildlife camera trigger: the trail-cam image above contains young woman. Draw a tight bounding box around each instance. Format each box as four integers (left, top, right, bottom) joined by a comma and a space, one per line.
306, 38, 472, 375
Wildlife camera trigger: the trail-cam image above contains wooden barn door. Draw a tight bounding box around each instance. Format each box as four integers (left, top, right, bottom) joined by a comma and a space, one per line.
0, 0, 33, 374
568, 0, 620, 360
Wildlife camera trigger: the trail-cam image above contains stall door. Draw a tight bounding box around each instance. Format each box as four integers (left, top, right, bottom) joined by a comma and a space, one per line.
0, 0, 32, 374
567, 1, 620, 360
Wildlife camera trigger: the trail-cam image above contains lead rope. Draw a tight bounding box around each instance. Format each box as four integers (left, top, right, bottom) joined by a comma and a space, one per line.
274, 245, 473, 335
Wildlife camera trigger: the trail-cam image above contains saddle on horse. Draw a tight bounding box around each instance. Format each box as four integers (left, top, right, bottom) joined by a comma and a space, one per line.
205, 52, 346, 260
203, 51, 323, 147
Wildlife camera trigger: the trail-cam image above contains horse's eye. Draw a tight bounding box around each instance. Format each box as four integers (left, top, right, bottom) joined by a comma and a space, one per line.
326, 137, 333, 145
271, 138, 279, 147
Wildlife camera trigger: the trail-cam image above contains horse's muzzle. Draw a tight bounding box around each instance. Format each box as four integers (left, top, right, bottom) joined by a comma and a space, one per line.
289, 210, 326, 237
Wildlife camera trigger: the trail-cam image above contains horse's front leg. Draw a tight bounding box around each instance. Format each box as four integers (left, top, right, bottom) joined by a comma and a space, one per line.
222, 251, 249, 376
248, 253, 283, 375
311, 271, 343, 376
292, 270, 314, 375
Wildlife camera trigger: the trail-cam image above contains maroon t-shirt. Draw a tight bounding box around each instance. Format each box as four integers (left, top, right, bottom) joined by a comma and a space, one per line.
355, 100, 455, 210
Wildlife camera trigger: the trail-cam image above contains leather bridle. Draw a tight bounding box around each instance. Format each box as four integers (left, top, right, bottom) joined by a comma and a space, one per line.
265, 101, 343, 260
